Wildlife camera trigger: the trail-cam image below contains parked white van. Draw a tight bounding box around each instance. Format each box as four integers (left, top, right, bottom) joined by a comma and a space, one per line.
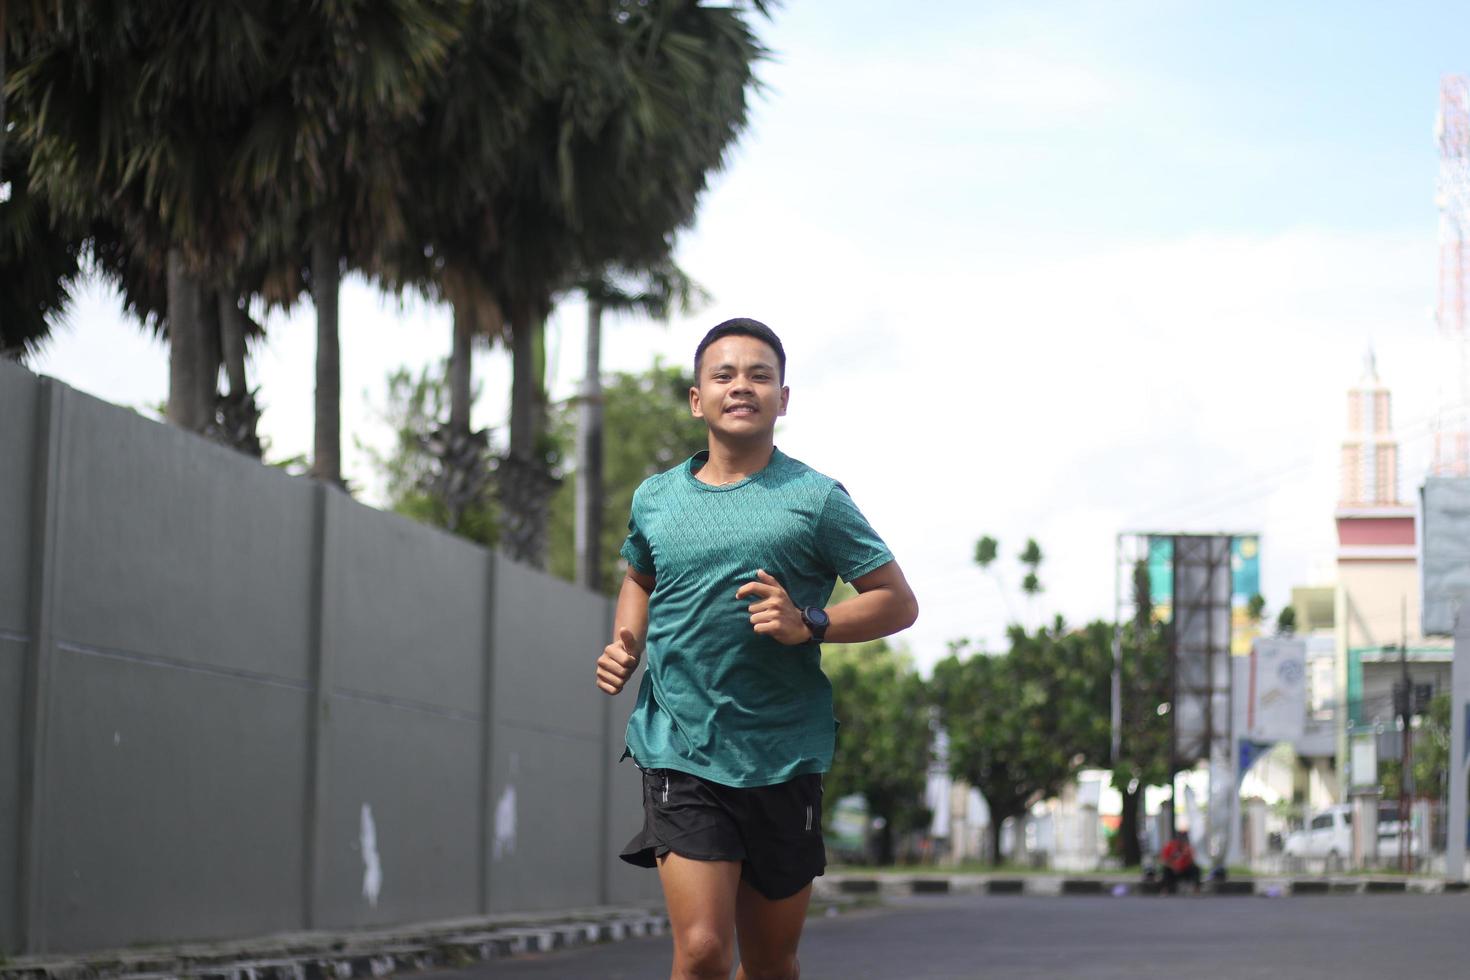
1284, 804, 1421, 868
1283, 805, 1352, 869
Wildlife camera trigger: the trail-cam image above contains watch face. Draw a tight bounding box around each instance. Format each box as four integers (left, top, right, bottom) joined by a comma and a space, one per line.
805, 607, 830, 627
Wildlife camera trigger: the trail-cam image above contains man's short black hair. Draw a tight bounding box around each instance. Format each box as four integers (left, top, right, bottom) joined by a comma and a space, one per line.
694, 318, 786, 382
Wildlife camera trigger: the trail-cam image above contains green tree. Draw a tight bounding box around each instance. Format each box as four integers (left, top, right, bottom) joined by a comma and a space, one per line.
10, 2, 463, 472
971, 533, 1018, 624
362, 364, 499, 546
822, 583, 933, 866
1110, 560, 1172, 866
546, 362, 706, 591
932, 618, 1110, 866
366, 359, 705, 585
0, 134, 80, 358
486, 0, 767, 568
1247, 593, 1267, 623
1379, 692, 1452, 801
1275, 605, 1297, 635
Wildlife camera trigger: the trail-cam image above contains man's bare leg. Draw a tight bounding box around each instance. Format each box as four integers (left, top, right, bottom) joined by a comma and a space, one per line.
657, 851, 743, 980
733, 879, 812, 980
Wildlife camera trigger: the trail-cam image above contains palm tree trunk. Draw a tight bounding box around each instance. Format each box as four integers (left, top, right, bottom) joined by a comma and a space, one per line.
0, 32, 5, 345
217, 292, 262, 457
873, 818, 895, 867
989, 816, 1005, 867
166, 249, 209, 432
575, 299, 604, 592
1, 28, 7, 177
507, 304, 539, 460
199, 289, 222, 419
500, 301, 556, 567
449, 302, 473, 439
1120, 783, 1143, 867
219, 293, 249, 399
311, 234, 342, 485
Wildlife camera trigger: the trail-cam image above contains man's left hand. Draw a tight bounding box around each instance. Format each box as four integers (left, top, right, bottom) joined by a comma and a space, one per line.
736, 569, 812, 645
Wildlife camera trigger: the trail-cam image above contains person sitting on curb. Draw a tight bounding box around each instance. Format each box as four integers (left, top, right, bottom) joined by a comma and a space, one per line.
1160, 829, 1202, 894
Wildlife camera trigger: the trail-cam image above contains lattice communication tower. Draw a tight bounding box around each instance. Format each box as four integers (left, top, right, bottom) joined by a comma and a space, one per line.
1434, 75, 1470, 476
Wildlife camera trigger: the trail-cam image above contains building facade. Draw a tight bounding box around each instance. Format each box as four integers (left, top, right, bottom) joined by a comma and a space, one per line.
1333, 354, 1453, 796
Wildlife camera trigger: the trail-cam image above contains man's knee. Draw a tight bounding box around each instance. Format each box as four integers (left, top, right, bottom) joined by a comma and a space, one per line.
739, 953, 800, 980
676, 926, 735, 978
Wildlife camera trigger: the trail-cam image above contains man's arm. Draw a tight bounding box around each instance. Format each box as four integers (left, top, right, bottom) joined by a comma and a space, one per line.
823, 560, 918, 644
595, 567, 655, 695
737, 561, 918, 646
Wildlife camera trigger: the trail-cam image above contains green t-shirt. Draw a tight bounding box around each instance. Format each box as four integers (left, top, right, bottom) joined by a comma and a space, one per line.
619, 447, 894, 788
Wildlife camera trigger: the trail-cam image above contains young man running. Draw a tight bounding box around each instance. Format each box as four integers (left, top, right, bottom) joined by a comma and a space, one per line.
595, 318, 918, 980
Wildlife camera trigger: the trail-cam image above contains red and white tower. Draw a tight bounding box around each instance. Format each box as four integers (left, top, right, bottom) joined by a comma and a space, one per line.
1433, 74, 1470, 476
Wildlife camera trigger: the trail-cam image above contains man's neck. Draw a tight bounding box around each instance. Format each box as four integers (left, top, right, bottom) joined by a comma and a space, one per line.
696, 437, 775, 486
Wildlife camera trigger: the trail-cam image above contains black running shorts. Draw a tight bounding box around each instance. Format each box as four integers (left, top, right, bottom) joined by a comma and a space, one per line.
619, 767, 826, 901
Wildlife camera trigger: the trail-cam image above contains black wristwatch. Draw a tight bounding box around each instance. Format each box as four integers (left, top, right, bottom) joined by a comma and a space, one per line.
800, 606, 830, 643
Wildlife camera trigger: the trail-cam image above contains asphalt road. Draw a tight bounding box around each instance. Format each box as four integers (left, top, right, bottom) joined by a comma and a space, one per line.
429, 892, 1468, 979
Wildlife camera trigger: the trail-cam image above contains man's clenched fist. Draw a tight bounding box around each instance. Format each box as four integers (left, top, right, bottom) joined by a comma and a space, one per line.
735, 568, 812, 645
596, 626, 642, 695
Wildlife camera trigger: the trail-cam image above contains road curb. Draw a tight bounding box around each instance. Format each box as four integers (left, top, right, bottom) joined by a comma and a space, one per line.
817, 872, 1470, 900
0, 908, 671, 980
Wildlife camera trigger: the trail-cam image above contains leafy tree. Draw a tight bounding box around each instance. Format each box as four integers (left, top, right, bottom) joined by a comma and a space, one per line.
822, 583, 933, 866
971, 533, 1017, 624
0, 134, 80, 358
486, 0, 767, 568
361, 364, 499, 546
1275, 605, 1297, 635
932, 618, 1110, 866
1247, 593, 1266, 623
10, 2, 463, 472
1109, 560, 1172, 866
547, 362, 706, 591
366, 359, 705, 586
1019, 539, 1044, 618
1379, 692, 1452, 801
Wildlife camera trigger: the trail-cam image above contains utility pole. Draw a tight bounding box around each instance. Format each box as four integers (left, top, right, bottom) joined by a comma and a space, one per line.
1397, 596, 1414, 872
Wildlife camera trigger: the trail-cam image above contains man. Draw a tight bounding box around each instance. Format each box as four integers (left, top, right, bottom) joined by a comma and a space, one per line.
595, 318, 918, 980
1160, 829, 1201, 894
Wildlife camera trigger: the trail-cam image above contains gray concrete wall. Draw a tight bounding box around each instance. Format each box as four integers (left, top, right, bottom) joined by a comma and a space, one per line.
0, 358, 42, 957
0, 365, 645, 956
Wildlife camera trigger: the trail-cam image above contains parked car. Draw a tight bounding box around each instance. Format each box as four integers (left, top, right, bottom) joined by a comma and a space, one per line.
1285, 804, 1421, 868
1283, 805, 1352, 869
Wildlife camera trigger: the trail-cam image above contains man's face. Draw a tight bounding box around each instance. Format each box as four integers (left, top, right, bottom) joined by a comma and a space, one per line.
690, 334, 789, 441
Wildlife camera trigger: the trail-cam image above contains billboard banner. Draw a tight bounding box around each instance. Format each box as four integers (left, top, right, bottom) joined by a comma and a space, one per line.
1171, 535, 1233, 767
1147, 534, 1261, 654
1243, 637, 1306, 742
1231, 536, 1261, 654
1420, 478, 1470, 636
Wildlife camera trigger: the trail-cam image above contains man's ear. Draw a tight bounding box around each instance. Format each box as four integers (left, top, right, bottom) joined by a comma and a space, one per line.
690, 385, 704, 419
778, 386, 790, 416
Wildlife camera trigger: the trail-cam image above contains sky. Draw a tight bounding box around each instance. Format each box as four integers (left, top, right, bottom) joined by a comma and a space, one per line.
26, 0, 1470, 673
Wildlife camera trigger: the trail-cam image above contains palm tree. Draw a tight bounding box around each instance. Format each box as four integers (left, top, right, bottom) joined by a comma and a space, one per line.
0, 135, 81, 359
9, 3, 287, 431
10, 2, 462, 474
486, 0, 767, 568
249, 1, 463, 485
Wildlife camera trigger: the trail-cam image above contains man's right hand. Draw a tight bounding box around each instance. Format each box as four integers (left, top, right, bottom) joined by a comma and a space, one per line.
596, 627, 642, 695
